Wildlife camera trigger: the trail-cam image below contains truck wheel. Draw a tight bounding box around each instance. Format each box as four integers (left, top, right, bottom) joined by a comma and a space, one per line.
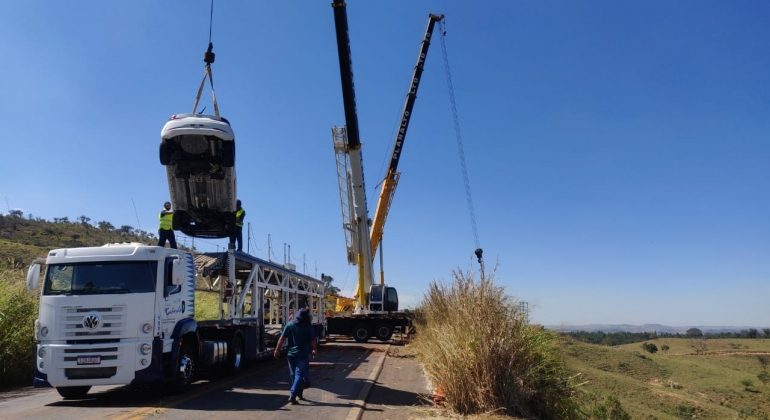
172, 343, 196, 394
56, 386, 91, 399
375, 323, 393, 342
160, 139, 173, 165
353, 324, 370, 343
225, 334, 244, 375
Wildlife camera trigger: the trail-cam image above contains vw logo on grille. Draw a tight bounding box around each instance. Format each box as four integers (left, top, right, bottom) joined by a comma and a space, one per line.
83, 314, 100, 330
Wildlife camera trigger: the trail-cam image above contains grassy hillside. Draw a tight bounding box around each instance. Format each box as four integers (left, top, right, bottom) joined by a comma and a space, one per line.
0, 212, 184, 267
562, 336, 770, 419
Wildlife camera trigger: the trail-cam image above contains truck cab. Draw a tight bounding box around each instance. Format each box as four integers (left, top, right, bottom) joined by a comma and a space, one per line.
27, 243, 195, 399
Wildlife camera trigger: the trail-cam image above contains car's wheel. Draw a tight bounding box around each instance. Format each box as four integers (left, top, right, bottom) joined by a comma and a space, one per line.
56, 386, 91, 399
171, 343, 195, 394
225, 334, 244, 375
375, 322, 393, 342
222, 141, 235, 167
172, 210, 188, 231
352, 324, 370, 343
160, 139, 173, 165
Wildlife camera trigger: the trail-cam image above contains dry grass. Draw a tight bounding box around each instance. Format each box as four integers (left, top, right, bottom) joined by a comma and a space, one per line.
411, 268, 580, 419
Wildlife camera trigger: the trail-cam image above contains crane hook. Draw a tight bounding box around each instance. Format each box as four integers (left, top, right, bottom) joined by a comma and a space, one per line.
204, 42, 215, 64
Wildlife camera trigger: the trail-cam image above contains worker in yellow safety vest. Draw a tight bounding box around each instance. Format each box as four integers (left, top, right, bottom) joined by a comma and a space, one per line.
158, 201, 177, 249
230, 199, 246, 252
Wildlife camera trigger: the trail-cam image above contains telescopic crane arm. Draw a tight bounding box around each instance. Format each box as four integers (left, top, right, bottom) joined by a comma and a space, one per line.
369, 13, 444, 261
331, 0, 376, 312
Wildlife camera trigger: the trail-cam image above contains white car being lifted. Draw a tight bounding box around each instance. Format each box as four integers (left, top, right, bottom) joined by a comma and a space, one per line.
159, 113, 236, 239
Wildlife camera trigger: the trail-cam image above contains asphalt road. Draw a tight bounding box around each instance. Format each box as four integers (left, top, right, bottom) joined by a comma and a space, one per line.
0, 341, 426, 420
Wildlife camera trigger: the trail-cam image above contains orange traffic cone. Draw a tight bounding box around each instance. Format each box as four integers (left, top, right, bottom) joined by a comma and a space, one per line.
432, 373, 446, 406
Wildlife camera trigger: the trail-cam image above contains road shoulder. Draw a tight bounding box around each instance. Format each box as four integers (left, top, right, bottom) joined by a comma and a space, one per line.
360, 345, 434, 420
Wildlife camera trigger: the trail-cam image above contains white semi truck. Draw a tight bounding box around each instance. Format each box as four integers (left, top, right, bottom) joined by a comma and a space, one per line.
27, 243, 325, 399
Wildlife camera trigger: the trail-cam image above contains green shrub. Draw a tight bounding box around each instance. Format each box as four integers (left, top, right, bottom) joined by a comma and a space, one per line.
0, 267, 38, 389
412, 268, 579, 419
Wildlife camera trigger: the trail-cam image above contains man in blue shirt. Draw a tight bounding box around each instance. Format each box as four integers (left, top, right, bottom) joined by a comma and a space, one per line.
274, 308, 317, 404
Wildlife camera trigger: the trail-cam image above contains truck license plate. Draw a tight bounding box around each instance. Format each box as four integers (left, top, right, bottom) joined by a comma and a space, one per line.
77, 355, 101, 365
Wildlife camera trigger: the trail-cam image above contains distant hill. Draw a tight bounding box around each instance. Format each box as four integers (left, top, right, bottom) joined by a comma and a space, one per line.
0, 211, 167, 266
545, 324, 761, 334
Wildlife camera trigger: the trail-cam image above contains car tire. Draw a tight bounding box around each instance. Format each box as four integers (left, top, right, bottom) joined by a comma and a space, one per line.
172, 210, 188, 231
222, 141, 235, 167
160, 139, 173, 165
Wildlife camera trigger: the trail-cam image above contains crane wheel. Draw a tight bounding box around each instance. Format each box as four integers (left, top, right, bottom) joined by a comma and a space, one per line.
375, 322, 393, 341
352, 324, 370, 343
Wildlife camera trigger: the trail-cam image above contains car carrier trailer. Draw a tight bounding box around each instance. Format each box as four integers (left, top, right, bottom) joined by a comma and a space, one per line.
27, 243, 325, 399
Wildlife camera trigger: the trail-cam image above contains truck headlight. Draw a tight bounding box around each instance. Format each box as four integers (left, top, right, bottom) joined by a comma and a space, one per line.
38, 346, 47, 358
141, 323, 153, 334
140, 343, 152, 355
40, 326, 49, 338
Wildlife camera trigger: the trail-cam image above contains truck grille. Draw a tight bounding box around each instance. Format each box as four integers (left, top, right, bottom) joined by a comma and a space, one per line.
54, 344, 123, 374
62, 306, 126, 338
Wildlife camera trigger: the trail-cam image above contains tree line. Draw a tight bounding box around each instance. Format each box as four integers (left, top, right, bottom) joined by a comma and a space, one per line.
0, 209, 148, 237
0, 211, 162, 266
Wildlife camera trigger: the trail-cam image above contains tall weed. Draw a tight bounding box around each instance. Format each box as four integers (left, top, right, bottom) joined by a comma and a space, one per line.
0, 267, 37, 389
413, 268, 580, 419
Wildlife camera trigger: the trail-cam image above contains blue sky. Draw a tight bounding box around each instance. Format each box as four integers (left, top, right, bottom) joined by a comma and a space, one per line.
2, 1, 768, 327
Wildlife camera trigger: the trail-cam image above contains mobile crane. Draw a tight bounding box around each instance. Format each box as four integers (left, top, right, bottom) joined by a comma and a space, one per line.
325, 1, 413, 343
326, 3, 445, 342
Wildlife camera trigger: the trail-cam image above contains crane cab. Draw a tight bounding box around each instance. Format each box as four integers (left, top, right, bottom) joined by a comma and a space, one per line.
368, 284, 399, 313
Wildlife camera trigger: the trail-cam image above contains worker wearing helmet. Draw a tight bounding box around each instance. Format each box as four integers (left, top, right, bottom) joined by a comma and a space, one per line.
232, 199, 246, 252
157, 201, 177, 249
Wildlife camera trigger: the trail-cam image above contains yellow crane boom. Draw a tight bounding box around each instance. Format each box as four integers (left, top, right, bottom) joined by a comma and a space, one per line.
369, 14, 444, 266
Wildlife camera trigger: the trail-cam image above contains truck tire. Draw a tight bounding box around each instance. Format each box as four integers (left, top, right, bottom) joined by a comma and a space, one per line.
171, 343, 196, 394
375, 322, 393, 342
353, 324, 370, 343
225, 334, 244, 375
56, 386, 91, 399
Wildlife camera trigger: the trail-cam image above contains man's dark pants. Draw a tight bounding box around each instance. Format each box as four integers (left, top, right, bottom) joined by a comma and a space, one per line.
158, 229, 177, 249
233, 226, 243, 251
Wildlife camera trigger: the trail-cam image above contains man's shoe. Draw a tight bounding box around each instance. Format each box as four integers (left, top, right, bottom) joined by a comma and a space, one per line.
288, 397, 298, 405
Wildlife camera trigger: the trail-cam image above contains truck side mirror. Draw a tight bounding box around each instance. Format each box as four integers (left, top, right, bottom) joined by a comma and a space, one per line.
27, 264, 41, 293
171, 259, 185, 286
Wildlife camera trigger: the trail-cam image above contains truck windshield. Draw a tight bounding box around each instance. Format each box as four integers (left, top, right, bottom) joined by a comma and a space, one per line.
43, 261, 158, 295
